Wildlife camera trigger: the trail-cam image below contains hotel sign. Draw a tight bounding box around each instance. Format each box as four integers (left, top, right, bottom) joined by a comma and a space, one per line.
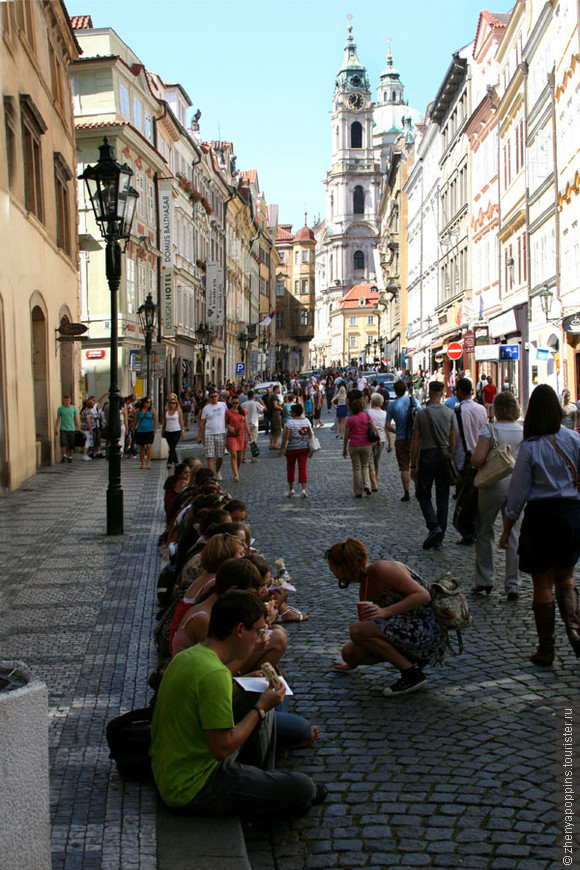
159, 180, 174, 338
206, 260, 224, 328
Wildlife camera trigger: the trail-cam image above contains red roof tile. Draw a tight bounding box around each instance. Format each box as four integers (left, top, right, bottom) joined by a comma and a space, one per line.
338, 283, 379, 310
276, 226, 294, 241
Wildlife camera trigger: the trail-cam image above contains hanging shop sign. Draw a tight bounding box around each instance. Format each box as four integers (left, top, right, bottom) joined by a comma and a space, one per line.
463, 330, 475, 352
563, 312, 580, 334
58, 322, 88, 336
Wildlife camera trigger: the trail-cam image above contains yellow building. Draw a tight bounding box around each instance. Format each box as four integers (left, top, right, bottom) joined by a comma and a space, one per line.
274, 221, 316, 373
0, 1, 80, 490
331, 283, 380, 367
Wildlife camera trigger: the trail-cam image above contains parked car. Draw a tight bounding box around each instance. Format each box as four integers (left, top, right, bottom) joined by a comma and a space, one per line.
253, 381, 284, 430
362, 372, 399, 400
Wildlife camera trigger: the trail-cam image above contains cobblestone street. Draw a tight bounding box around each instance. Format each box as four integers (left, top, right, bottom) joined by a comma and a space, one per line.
1, 418, 573, 869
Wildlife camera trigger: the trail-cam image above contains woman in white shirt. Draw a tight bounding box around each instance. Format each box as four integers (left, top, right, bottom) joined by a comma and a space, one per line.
162, 393, 184, 469
279, 403, 313, 498
367, 393, 392, 492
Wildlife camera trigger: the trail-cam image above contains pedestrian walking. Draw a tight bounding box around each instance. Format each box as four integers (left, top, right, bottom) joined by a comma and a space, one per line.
367, 393, 392, 492
197, 388, 227, 479
312, 383, 324, 429
470, 391, 523, 600
279, 403, 313, 498
225, 397, 251, 483
180, 388, 194, 431
453, 378, 488, 545
343, 398, 379, 498
387, 380, 421, 501
55, 395, 81, 463
243, 389, 265, 462
331, 385, 348, 439
410, 381, 456, 549
483, 376, 497, 421
162, 394, 184, 469
325, 538, 446, 696
132, 397, 158, 469
499, 384, 580, 665
268, 385, 283, 449
561, 389, 577, 431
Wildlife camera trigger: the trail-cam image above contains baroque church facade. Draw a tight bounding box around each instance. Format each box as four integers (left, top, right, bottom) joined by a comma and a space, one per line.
314, 24, 422, 366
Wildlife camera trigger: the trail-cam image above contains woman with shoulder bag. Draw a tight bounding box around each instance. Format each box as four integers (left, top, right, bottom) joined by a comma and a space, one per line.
225, 397, 251, 483
499, 384, 580, 664
132, 397, 157, 469
343, 398, 379, 498
162, 394, 184, 470
325, 538, 446, 696
470, 391, 523, 600
279, 402, 313, 498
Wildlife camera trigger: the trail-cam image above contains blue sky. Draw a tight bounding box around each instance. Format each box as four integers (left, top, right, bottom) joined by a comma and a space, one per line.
72, 0, 510, 230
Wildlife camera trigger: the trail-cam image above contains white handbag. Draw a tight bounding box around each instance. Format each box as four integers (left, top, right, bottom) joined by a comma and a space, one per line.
474, 425, 515, 489
307, 434, 321, 456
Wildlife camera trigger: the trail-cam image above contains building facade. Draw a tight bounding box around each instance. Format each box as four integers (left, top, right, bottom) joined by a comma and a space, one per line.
0, 1, 80, 490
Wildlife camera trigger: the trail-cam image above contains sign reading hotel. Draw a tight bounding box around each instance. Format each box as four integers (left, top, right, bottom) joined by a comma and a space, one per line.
159, 180, 174, 338
206, 261, 224, 328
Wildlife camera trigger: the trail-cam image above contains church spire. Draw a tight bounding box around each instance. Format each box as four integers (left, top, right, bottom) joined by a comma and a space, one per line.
335, 14, 369, 94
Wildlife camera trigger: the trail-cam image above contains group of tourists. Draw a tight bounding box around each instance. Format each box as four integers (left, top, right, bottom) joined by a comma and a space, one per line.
151, 460, 325, 818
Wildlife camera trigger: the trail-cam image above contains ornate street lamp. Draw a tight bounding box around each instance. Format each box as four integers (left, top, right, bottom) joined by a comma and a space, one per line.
195, 322, 213, 393
539, 284, 553, 318
137, 292, 157, 397
79, 137, 138, 535
238, 330, 248, 364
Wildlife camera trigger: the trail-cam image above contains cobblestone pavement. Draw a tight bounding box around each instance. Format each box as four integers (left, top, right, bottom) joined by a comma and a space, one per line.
1, 418, 574, 869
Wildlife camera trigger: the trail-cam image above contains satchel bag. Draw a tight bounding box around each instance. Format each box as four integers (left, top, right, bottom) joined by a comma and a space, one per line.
545, 435, 580, 492
366, 413, 380, 444
227, 426, 240, 437
474, 425, 515, 489
430, 575, 472, 655
424, 407, 459, 486
250, 440, 260, 458
106, 707, 153, 782
308, 433, 321, 456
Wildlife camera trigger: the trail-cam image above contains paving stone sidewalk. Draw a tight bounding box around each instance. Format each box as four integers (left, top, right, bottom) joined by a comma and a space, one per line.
0, 456, 164, 870
1, 420, 575, 869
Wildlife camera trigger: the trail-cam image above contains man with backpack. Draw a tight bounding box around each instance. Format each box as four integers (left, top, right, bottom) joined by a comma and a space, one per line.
387, 379, 422, 502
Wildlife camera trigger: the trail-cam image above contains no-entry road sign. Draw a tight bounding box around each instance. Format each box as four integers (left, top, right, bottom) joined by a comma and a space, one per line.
447, 342, 463, 360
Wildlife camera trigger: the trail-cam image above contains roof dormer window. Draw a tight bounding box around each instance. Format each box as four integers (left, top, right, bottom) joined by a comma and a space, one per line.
359, 297, 366, 307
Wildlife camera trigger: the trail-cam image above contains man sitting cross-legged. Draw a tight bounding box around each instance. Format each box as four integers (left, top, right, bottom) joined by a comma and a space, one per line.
150, 590, 327, 815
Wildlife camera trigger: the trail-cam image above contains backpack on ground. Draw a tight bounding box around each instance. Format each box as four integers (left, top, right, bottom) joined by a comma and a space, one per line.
430, 575, 472, 655
106, 707, 153, 781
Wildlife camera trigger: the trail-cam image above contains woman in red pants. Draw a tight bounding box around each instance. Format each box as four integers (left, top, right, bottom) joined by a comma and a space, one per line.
279, 403, 314, 499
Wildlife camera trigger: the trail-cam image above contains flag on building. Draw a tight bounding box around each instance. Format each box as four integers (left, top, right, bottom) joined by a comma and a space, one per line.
258, 309, 277, 327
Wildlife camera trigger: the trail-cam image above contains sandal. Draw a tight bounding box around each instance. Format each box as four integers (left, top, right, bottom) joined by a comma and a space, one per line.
281, 606, 308, 622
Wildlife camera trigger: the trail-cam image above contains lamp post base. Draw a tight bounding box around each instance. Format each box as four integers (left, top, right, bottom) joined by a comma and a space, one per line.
106, 485, 124, 536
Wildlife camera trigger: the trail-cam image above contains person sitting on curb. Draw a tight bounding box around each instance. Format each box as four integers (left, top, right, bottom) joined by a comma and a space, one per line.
150, 590, 327, 816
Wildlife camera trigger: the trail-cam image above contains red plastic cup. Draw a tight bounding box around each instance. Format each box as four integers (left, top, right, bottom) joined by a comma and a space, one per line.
357, 601, 373, 620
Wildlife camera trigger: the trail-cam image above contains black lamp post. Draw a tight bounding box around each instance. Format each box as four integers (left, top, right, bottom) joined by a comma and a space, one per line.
238, 330, 248, 364
195, 322, 213, 393
79, 137, 138, 536
137, 292, 157, 397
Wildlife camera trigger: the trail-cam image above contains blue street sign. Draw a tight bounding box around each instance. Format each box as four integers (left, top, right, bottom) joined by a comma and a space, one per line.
235, 362, 245, 375
499, 344, 520, 361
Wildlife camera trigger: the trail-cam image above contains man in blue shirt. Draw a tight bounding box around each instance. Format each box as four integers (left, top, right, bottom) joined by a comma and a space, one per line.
386, 380, 421, 501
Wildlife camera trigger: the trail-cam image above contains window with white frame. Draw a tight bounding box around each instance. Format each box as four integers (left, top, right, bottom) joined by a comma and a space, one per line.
349, 335, 357, 348
367, 315, 374, 325
146, 176, 154, 224
276, 280, 285, 297
300, 309, 309, 326
135, 171, 144, 217
119, 84, 130, 117
133, 98, 142, 130
125, 257, 135, 314
349, 316, 357, 326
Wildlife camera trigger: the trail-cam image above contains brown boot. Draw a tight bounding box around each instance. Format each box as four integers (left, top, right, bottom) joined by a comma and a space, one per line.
556, 586, 580, 658
530, 602, 555, 665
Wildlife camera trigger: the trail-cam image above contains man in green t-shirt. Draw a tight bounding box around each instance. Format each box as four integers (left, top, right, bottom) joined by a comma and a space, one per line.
150, 590, 325, 815
54, 396, 80, 463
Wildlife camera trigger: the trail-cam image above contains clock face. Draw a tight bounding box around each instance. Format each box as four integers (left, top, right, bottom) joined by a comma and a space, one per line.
348, 93, 363, 110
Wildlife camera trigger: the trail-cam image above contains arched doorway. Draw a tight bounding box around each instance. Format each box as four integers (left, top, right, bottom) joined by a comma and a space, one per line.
31, 305, 50, 465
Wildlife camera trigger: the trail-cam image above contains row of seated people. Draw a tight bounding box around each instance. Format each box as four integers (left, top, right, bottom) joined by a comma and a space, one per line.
151, 459, 325, 817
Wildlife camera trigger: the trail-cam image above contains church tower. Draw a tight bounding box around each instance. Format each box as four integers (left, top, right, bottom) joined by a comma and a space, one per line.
322, 19, 381, 291
315, 19, 382, 363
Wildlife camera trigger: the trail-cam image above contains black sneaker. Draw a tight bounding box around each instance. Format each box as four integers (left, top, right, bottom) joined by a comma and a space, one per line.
60, 457, 66, 464
400, 492, 410, 502
423, 527, 443, 550
383, 666, 427, 697
311, 784, 329, 806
